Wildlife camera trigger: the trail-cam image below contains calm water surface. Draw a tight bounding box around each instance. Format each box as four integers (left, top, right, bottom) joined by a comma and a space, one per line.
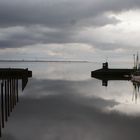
1, 62, 140, 140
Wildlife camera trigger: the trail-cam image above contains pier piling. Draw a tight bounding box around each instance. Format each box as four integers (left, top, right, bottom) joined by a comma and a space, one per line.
7, 79, 10, 117
0, 68, 32, 137
1, 81, 4, 128
5, 80, 8, 122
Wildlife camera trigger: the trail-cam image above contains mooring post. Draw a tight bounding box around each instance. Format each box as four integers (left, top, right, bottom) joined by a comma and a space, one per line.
5, 80, 8, 122
1, 81, 4, 128
16, 79, 19, 103
0, 116, 1, 137
7, 79, 10, 117
14, 79, 16, 106
10, 78, 12, 112
12, 79, 14, 108
12, 79, 14, 109
13, 79, 15, 105
11, 79, 13, 109
0, 81, 1, 137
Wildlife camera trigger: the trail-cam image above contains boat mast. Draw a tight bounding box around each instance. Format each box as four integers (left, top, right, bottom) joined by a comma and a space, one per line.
133, 54, 136, 69
136, 52, 139, 70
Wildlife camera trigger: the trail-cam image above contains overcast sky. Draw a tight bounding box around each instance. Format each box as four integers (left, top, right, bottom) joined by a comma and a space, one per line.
1, 0, 140, 61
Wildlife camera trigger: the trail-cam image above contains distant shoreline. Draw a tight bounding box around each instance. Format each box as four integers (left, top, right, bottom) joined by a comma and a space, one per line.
0, 60, 90, 63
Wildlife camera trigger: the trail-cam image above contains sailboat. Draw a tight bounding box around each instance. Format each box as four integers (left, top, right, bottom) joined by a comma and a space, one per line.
131, 52, 140, 83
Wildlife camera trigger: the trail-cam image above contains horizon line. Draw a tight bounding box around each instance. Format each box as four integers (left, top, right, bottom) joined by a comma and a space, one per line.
0, 59, 91, 63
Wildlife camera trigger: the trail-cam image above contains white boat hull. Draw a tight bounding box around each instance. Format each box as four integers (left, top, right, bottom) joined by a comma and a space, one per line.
131, 76, 140, 83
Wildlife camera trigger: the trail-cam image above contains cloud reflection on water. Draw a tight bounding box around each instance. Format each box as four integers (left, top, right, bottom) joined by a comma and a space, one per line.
2, 87, 140, 140
1, 62, 140, 140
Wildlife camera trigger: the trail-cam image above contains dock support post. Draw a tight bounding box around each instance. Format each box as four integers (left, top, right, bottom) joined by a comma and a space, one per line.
0, 68, 31, 138
10, 79, 12, 112
12, 79, 14, 109
5, 80, 8, 122
14, 79, 16, 106
16, 79, 19, 103
0, 82, 1, 137
0, 117, 1, 137
7, 79, 10, 117
1, 81, 4, 128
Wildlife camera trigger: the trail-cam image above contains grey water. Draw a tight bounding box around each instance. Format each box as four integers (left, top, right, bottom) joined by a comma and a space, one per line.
1, 62, 140, 140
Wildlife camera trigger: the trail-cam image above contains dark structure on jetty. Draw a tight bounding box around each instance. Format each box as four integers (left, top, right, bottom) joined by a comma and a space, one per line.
91, 62, 134, 86
0, 68, 32, 137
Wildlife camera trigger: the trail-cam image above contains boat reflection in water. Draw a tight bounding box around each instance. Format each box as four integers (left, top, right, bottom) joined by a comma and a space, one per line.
132, 82, 140, 103
131, 71, 140, 103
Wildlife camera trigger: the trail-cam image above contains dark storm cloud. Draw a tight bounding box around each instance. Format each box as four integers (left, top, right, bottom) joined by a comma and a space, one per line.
0, 0, 140, 50
0, 0, 139, 28
0, 0, 121, 28
0, 27, 75, 48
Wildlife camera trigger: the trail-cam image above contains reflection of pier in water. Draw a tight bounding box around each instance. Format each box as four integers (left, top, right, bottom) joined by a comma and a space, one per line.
92, 76, 140, 103
91, 74, 131, 86
91, 62, 140, 103
0, 68, 32, 137
91, 62, 133, 86
91, 64, 140, 102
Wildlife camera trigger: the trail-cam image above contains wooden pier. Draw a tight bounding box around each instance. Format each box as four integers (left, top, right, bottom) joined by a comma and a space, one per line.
0, 68, 32, 137
91, 62, 133, 86
91, 62, 134, 77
